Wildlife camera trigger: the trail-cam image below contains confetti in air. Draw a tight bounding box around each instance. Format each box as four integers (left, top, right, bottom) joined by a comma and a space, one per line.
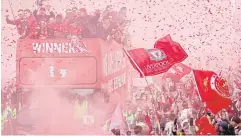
1, 0, 241, 135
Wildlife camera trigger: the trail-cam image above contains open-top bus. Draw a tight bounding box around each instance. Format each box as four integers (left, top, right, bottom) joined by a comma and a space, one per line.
15, 38, 130, 134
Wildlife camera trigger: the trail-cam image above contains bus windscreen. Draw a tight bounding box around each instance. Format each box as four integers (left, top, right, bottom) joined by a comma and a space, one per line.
19, 57, 97, 85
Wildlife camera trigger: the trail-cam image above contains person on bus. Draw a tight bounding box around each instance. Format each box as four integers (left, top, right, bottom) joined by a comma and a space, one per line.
33, 0, 55, 22
96, 18, 112, 41
5, 9, 26, 36
64, 9, 77, 25
53, 14, 71, 38
100, 5, 116, 22
46, 16, 55, 38
82, 10, 101, 38
55, 14, 63, 24
115, 7, 128, 26
36, 18, 48, 39
33, 8, 55, 22
72, 7, 78, 12
66, 8, 88, 25
23, 9, 38, 39
76, 8, 89, 26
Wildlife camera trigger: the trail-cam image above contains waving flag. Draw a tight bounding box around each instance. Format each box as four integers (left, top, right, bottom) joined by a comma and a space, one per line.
193, 70, 232, 114
162, 63, 191, 81
125, 35, 188, 77
196, 116, 217, 135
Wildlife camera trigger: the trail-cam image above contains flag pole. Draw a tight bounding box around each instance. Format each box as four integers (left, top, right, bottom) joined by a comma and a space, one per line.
122, 47, 157, 109
191, 70, 206, 110
191, 71, 202, 102
122, 48, 145, 77
7, 0, 20, 39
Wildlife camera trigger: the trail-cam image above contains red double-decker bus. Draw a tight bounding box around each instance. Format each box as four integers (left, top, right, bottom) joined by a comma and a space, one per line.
15, 38, 130, 134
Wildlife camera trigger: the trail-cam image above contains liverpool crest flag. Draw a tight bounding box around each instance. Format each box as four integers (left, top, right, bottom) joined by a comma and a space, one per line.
125, 35, 188, 77
162, 63, 192, 81
193, 70, 232, 114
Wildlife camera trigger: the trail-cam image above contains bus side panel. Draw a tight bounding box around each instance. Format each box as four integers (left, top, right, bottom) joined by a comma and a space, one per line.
86, 40, 129, 127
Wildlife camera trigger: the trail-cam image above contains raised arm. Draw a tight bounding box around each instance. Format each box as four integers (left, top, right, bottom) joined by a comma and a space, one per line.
6, 16, 20, 25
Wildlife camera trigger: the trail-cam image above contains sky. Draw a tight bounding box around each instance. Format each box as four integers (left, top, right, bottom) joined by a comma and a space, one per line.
1, 0, 241, 87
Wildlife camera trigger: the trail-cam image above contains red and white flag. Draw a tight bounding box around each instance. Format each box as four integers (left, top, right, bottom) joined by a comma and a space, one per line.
162, 63, 191, 81
125, 35, 188, 77
193, 70, 232, 114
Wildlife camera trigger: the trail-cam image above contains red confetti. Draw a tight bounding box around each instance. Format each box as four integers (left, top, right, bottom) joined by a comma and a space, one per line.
208, 9, 212, 14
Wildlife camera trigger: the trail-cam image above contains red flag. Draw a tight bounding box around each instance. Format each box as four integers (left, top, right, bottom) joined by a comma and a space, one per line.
193, 70, 232, 114
196, 116, 217, 135
126, 35, 188, 77
162, 63, 191, 81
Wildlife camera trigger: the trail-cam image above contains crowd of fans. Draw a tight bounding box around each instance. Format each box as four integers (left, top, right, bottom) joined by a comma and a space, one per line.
3, 0, 241, 135
5, 1, 130, 44
2, 74, 241, 135
113, 76, 241, 135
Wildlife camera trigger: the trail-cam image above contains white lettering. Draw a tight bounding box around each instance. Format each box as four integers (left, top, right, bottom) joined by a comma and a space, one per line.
32, 43, 41, 53
113, 73, 127, 90
62, 43, 68, 53
108, 79, 113, 92
59, 69, 68, 78
45, 43, 54, 53
49, 66, 68, 78
49, 66, 55, 77
104, 50, 127, 76
32, 42, 88, 54
103, 54, 108, 76
144, 61, 170, 72
80, 42, 87, 49
53, 43, 62, 53
121, 51, 126, 69
68, 44, 76, 53
108, 53, 114, 75
115, 51, 122, 72
75, 45, 87, 53
41, 44, 45, 53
